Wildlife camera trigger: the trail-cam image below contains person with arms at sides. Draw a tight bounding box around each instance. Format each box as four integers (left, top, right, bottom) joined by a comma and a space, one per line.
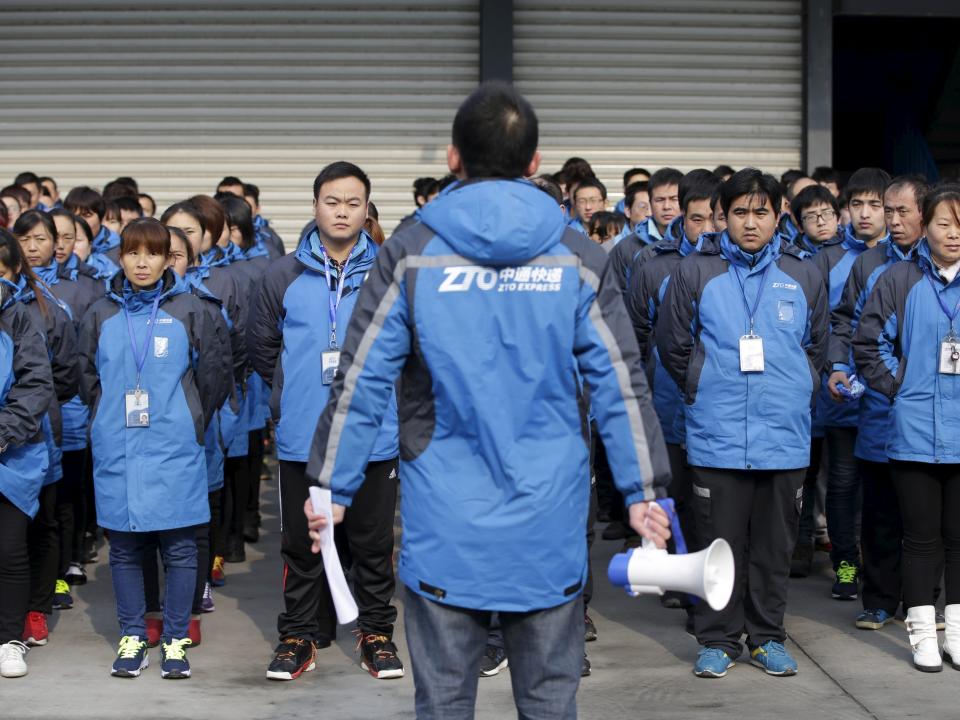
786, 184, 841, 577
608, 167, 684, 303
614, 167, 651, 214
658, 168, 828, 679
6, 218, 78, 646
64, 186, 120, 280
77, 219, 230, 680
825, 176, 928, 629
0, 227, 54, 679
302, 83, 671, 719
249, 161, 403, 683
853, 184, 960, 672
567, 178, 607, 237
812, 168, 891, 601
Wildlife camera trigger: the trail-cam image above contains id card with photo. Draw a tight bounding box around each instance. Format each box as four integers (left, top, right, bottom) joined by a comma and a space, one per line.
739, 335, 765, 373
321, 350, 341, 385
125, 389, 150, 428
940, 339, 960, 375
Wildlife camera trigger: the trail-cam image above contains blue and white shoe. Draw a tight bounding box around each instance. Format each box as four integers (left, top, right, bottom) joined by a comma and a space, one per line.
856, 608, 894, 630
693, 647, 735, 678
160, 638, 192, 679
750, 641, 798, 676
111, 636, 148, 678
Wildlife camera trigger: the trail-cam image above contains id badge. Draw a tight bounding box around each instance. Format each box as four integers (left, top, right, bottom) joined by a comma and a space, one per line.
125, 389, 150, 428
739, 334, 765, 373
939, 337, 960, 375
321, 350, 341, 385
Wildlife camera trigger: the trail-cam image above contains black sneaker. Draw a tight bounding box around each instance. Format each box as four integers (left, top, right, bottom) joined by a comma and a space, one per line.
790, 543, 814, 578
359, 633, 404, 679
831, 561, 859, 601
479, 644, 508, 677
581, 653, 591, 677
584, 613, 597, 642
266, 638, 316, 681
223, 536, 245, 564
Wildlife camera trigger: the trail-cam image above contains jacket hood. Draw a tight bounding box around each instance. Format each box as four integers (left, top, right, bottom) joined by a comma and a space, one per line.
0, 279, 16, 311
655, 216, 698, 257
294, 229, 376, 276
107, 269, 187, 307
719, 231, 781, 270
418, 179, 567, 265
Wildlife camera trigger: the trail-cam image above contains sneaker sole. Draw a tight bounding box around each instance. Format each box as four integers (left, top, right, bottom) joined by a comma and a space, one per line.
480, 659, 509, 677
266, 660, 315, 681
23, 637, 47, 647
52, 603, 73, 611
694, 661, 735, 678
913, 662, 943, 673
65, 577, 87, 586
161, 668, 191, 679
585, 632, 598, 642
0, 666, 27, 678
111, 657, 149, 678
831, 593, 857, 601
856, 619, 892, 630
943, 651, 960, 670
750, 659, 797, 676
361, 662, 405, 679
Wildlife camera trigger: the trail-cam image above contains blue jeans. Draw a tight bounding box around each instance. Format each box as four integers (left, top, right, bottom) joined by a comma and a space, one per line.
109, 527, 197, 641
824, 426, 861, 568
404, 587, 582, 720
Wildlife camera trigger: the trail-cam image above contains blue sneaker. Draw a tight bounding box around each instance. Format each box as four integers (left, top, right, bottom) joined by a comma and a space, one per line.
160, 638, 192, 679
856, 608, 894, 630
750, 641, 798, 676
693, 647, 735, 678
111, 636, 148, 678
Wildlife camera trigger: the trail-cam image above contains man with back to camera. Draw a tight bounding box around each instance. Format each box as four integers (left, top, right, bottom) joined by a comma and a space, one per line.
658, 168, 829, 679
302, 82, 672, 719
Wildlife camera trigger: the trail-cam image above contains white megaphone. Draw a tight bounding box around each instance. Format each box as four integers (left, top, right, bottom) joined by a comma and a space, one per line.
607, 499, 735, 611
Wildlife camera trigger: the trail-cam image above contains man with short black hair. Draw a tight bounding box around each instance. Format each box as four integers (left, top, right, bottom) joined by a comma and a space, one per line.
249, 161, 402, 683
813, 166, 842, 198
14, 171, 40, 210
217, 176, 245, 197
114, 195, 143, 233
659, 168, 828, 679
569, 177, 607, 235
622, 181, 651, 232
791, 184, 840, 256
814, 167, 891, 601
303, 82, 671, 718
614, 167, 650, 213
38, 176, 60, 211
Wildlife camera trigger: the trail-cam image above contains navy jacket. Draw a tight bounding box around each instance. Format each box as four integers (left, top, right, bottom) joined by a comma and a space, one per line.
658, 232, 829, 470
853, 240, 960, 464
608, 216, 663, 305
78, 271, 231, 532
0, 281, 54, 517
304, 179, 669, 611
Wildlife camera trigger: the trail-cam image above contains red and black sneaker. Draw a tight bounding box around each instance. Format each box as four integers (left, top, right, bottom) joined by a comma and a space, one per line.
358, 632, 405, 680
265, 638, 316, 681
22, 611, 49, 647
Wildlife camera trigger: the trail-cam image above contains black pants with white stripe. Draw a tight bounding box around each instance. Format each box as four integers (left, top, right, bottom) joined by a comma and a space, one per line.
277, 458, 398, 643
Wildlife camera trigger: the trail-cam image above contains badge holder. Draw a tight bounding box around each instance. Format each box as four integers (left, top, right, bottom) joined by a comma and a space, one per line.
125, 387, 150, 428
940, 333, 960, 375
739, 333, 765, 373
321, 331, 341, 386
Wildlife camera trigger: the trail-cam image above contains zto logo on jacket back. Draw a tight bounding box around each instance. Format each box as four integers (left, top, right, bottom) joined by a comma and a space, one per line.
438, 265, 564, 294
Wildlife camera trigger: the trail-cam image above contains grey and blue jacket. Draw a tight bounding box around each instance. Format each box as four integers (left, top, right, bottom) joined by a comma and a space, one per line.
829, 240, 915, 462
658, 231, 829, 470
853, 239, 960, 464
0, 281, 53, 518
608, 216, 664, 305
303, 178, 670, 611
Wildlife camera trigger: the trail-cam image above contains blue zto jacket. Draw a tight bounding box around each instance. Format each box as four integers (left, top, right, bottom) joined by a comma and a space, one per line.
77, 271, 231, 532
853, 240, 960, 464
810, 226, 888, 431
777, 213, 800, 245
626, 219, 699, 445
0, 282, 53, 518
249, 230, 398, 464
304, 179, 670, 612
254, 215, 286, 260
608, 216, 664, 305
829, 241, 915, 462
658, 231, 829, 470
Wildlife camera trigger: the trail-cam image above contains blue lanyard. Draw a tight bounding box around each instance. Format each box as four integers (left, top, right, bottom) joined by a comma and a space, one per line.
927, 274, 960, 336
320, 246, 350, 350
124, 295, 161, 390
732, 261, 771, 334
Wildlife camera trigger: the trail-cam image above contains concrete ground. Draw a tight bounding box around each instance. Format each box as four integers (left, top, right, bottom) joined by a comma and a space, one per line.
7, 467, 959, 720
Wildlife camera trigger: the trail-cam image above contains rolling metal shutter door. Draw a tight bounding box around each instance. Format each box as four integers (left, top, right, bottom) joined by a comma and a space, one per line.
0, 1, 479, 244
515, 0, 803, 203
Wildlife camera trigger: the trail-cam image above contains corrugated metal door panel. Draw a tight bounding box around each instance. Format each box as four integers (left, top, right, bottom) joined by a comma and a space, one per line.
515, 0, 803, 203
0, 1, 479, 243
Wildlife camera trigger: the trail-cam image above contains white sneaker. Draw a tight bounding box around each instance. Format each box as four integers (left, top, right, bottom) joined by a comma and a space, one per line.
906, 605, 942, 672
0, 641, 28, 678
942, 605, 960, 670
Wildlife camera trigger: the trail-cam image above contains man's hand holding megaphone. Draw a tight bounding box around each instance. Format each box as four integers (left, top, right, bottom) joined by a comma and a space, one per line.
628, 500, 672, 549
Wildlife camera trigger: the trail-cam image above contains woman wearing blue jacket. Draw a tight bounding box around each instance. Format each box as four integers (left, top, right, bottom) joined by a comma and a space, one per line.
77, 218, 230, 680
854, 185, 960, 673
7, 215, 78, 647
0, 228, 54, 679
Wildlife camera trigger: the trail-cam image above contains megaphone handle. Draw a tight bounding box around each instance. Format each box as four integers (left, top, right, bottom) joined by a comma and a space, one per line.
655, 498, 688, 555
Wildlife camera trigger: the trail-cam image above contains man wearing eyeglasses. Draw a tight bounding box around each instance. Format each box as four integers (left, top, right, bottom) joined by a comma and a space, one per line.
568, 178, 607, 236
812, 167, 891, 603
